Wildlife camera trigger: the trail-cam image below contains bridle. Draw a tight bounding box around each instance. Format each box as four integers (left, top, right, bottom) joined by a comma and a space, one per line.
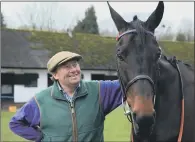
115, 29, 161, 123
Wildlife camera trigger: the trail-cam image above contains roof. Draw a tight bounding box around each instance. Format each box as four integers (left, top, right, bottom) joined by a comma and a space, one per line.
1, 28, 194, 70
1, 29, 51, 69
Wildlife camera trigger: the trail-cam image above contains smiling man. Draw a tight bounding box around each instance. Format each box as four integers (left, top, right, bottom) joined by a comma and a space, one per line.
9, 51, 124, 142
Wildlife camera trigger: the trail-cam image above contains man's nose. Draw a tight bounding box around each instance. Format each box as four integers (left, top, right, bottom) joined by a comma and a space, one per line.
69, 65, 77, 72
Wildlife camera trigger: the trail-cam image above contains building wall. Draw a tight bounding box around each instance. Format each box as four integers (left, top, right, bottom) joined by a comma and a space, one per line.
1, 68, 118, 103
1, 68, 48, 103
81, 70, 117, 80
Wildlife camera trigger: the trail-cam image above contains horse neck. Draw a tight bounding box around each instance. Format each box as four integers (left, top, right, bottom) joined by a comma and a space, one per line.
151, 57, 182, 141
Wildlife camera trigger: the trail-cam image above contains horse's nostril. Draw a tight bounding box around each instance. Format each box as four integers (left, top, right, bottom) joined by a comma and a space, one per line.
153, 111, 156, 119
135, 115, 155, 127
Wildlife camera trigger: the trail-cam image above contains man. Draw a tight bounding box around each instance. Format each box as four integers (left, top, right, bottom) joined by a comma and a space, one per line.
9, 51, 124, 142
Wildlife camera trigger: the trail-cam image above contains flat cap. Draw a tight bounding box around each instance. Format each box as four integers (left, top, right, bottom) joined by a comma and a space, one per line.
47, 51, 82, 72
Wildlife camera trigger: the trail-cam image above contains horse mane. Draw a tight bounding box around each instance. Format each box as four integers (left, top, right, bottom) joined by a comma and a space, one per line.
161, 54, 194, 71
180, 61, 194, 71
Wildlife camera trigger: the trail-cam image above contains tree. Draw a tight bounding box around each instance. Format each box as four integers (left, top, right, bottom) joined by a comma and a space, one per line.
1, 12, 6, 28
176, 30, 186, 42
185, 29, 194, 42
177, 18, 194, 42
156, 25, 175, 41
17, 2, 58, 31
73, 5, 99, 35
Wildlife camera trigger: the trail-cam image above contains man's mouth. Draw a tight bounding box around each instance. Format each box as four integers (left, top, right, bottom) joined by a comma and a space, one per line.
69, 74, 78, 79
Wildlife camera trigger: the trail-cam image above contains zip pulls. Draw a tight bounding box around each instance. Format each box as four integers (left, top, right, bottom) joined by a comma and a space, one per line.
70, 101, 77, 142
70, 101, 75, 114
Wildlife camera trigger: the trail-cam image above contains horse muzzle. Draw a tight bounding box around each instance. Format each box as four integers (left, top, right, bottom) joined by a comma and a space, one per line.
133, 112, 156, 138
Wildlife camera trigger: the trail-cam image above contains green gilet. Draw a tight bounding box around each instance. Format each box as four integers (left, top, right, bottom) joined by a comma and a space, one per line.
34, 80, 105, 142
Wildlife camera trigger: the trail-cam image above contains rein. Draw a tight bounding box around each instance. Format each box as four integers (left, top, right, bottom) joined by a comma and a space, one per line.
115, 29, 184, 142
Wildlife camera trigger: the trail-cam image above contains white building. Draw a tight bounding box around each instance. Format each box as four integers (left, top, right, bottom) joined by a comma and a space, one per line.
1, 29, 118, 108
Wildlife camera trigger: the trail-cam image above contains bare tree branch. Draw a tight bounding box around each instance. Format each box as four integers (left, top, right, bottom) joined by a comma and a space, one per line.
17, 2, 58, 31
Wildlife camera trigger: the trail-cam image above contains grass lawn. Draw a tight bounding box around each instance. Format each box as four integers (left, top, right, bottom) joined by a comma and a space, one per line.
1, 107, 132, 141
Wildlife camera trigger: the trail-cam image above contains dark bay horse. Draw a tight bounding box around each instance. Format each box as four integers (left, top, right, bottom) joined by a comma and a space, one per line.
107, 1, 195, 142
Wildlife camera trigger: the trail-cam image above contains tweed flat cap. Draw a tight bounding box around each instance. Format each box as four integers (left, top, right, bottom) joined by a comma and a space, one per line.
47, 51, 82, 72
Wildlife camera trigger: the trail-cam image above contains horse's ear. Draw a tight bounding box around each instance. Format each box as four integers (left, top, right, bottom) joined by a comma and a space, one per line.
145, 1, 164, 31
107, 1, 127, 32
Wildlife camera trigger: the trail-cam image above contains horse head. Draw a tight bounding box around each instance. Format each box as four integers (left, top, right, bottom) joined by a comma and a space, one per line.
108, 1, 164, 140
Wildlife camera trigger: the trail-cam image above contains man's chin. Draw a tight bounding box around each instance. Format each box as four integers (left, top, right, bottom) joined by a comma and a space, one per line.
70, 78, 80, 85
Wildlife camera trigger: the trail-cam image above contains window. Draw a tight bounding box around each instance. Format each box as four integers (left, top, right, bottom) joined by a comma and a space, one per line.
1, 73, 14, 101
1, 73, 14, 84
91, 74, 118, 81
24, 73, 39, 87
91, 74, 105, 80
1, 84, 13, 99
105, 75, 118, 80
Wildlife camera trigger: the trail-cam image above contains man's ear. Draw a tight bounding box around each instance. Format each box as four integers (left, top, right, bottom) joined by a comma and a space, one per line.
52, 72, 58, 80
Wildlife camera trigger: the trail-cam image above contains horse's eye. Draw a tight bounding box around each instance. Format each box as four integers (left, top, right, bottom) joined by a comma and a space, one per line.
117, 53, 124, 61
156, 52, 161, 59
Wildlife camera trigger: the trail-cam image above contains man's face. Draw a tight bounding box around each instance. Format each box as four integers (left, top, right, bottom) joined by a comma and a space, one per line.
53, 59, 81, 87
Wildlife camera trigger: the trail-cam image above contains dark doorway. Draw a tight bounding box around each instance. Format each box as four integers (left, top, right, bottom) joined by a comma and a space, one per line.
1, 73, 14, 108
91, 74, 118, 81
48, 74, 53, 87
91, 74, 105, 80
105, 75, 118, 80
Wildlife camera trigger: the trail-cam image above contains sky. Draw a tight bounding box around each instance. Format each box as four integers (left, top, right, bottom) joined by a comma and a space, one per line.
1, 2, 194, 33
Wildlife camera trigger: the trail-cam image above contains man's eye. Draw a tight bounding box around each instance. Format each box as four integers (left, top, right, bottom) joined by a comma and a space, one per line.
73, 63, 78, 66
